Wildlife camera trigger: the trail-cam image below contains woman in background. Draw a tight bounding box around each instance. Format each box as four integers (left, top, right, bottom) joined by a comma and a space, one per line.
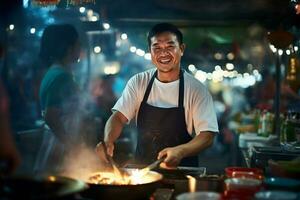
35, 24, 97, 174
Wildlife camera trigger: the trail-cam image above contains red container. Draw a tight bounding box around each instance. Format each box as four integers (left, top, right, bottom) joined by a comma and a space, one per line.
225, 167, 264, 180
223, 178, 262, 200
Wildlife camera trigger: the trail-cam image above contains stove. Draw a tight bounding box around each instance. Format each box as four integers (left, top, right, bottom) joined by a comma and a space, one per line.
250, 146, 300, 169
74, 176, 223, 200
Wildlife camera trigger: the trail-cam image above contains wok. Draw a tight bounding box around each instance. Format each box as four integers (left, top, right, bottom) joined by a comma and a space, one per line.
124, 163, 207, 179
0, 175, 88, 200
81, 168, 163, 200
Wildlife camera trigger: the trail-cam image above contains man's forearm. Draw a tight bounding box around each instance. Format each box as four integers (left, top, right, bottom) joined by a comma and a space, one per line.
104, 111, 127, 144
179, 131, 215, 158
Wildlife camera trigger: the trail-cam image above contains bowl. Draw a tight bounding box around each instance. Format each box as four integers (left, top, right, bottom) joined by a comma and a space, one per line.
176, 191, 221, 200
224, 177, 262, 190
224, 177, 262, 199
268, 159, 300, 179
255, 190, 298, 200
264, 177, 300, 191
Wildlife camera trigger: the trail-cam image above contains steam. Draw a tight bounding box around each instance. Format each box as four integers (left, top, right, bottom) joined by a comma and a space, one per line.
60, 144, 108, 181
58, 81, 105, 182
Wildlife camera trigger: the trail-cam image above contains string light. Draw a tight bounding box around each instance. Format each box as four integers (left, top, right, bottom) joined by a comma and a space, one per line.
227, 52, 235, 60
9, 24, 14, 30
130, 46, 137, 53
144, 53, 151, 60
92, 19, 261, 87
103, 23, 110, 30
94, 46, 101, 53
121, 33, 128, 40
30, 27, 36, 34
225, 63, 234, 70
79, 7, 86, 13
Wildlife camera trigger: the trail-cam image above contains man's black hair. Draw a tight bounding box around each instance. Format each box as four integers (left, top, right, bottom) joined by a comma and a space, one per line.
147, 23, 183, 47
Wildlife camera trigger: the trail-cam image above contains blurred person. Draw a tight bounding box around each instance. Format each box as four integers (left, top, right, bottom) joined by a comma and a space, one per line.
89, 74, 117, 142
90, 75, 116, 124
96, 23, 218, 167
0, 83, 21, 174
35, 24, 98, 173
249, 69, 276, 111
248, 69, 300, 112
0, 43, 21, 174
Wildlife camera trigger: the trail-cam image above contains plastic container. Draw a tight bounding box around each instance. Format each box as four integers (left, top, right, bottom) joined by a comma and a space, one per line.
225, 167, 263, 179
176, 191, 221, 200
224, 178, 262, 199
264, 177, 300, 191
255, 190, 298, 200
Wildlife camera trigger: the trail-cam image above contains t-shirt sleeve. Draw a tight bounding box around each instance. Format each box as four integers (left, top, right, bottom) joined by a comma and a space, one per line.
193, 88, 219, 134
112, 76, 140, 122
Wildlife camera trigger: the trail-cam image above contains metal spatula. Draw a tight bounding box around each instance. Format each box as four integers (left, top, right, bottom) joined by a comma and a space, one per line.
139, 157, 165, 176
100, 142, 125, 178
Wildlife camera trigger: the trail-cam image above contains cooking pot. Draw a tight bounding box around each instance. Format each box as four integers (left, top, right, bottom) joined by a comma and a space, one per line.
0, 175, 88, 200
81, 168, 163, 200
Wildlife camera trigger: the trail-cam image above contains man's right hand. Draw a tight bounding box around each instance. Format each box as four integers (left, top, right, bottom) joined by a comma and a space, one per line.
95, 141, 114, 163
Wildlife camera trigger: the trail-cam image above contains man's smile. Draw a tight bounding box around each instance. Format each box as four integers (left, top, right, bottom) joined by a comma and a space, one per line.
158, 57, 172, 64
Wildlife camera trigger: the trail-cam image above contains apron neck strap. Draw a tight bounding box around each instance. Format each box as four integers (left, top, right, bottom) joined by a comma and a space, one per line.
142, 70, 157, 103
142, 69, 185, 108
178, 69, 184, 108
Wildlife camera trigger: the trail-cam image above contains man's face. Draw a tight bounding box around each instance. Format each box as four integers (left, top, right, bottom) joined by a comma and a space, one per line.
150, 32, 185, 73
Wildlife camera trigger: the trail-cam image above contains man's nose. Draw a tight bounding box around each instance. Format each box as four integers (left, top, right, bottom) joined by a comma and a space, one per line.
159, 48, 169, 55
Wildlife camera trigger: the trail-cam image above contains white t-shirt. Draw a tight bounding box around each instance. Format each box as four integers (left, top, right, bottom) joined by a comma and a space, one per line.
113, 68, 219, 136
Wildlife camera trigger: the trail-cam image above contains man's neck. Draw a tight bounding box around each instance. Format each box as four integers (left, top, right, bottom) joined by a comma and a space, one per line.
157, 68, 180, 83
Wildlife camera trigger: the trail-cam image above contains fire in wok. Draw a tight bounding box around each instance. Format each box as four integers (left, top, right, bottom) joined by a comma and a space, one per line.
87, 168, 162, 185
82, 168, 163, 200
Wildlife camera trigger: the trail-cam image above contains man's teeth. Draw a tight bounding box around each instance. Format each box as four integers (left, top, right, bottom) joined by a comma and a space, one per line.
159, 59, 171, 63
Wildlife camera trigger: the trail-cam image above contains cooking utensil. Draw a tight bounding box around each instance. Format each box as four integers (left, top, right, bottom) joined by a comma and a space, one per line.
100, 142, 125, 178
82, 168, 163, 200
139, 157, 165, 177
0, 175, 88, 199
155, 166, 207, 179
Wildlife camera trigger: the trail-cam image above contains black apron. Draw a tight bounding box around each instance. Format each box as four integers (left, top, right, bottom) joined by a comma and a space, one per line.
135, 70, 198, 166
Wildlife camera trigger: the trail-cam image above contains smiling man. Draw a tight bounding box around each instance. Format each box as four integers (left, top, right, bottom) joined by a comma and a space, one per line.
96, 23, 219, 167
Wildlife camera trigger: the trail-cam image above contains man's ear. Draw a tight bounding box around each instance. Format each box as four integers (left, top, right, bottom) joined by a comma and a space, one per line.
180, 43, 186, 56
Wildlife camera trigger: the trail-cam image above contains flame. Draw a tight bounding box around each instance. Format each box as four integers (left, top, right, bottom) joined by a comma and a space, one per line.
48, 176, 57, 182
87, 168, 155, 185
186, 175, 197, 192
